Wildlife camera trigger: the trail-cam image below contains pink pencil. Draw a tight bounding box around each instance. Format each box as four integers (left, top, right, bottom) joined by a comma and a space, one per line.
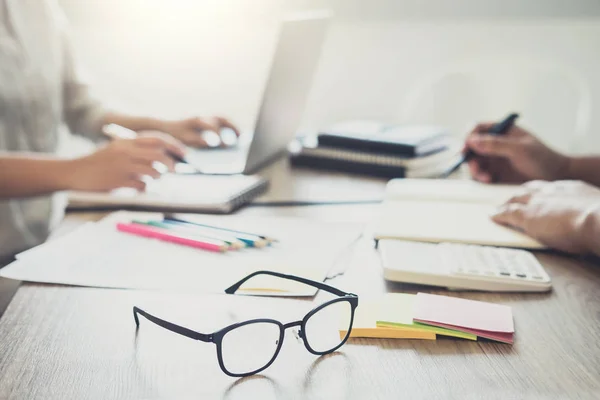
116, 222, 229, 253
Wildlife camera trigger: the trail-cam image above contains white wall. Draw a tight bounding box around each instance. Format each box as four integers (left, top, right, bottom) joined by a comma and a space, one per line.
58, 0, 600, 153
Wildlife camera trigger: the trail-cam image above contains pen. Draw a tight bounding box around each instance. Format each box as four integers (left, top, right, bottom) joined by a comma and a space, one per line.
164, 217, 273, 247
117, 222, 230, 252
133, 219, 246, 249
440, 113, 519, 178
102, 123, 195, 168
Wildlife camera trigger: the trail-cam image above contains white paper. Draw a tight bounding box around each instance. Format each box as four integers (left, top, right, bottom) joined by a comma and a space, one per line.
3, 211, 363, 296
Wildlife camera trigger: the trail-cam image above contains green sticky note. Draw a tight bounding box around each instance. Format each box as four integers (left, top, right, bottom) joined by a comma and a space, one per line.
375, 293, 477, 341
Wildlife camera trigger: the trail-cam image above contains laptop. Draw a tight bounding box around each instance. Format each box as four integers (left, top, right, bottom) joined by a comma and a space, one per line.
183, 11, 331, 175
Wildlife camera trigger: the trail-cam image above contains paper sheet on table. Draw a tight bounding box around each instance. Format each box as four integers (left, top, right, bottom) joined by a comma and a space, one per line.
2, 211, 363, 297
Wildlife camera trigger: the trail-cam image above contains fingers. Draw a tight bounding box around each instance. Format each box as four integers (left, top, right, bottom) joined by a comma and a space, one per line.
122, 179, 147, 191
491, 203, 528, 231
216, 117, 241, 137
135, 135, 187, 159
505, 192, 532, 205
467, 135, 519, 158
132, 148, 176, 171
130, 163, 162, 179
191, 117, 221, 134
467, 154, 494, 183
468, 159, 493, 183
179, 133, 209, 148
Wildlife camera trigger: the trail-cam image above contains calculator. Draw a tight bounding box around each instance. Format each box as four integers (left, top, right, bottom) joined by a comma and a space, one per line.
378, 239, 552, 292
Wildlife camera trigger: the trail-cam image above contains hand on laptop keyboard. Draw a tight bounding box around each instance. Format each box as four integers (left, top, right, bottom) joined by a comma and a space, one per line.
162, 116, 240, 148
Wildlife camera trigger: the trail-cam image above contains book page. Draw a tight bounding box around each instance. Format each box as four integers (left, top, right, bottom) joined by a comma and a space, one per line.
374, 200, 545, 249
385, 179, 522, 206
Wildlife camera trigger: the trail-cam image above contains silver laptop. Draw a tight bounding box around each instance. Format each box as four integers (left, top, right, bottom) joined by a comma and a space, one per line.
184, 11, 331, 175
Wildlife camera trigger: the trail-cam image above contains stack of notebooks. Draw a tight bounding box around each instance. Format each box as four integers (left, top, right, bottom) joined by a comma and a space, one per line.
289, 121, 463, 178
340, 293, 514, 344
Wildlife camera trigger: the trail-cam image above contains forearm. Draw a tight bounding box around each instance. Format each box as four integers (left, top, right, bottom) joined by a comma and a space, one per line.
0, 155, 75, 199
566, 156, 600, 188
101, 112, 168, 133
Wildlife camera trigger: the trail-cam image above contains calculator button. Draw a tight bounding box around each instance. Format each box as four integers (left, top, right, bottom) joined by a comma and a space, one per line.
499, 271, 511, 276
532, 275, 543, 280
516, 273, 527, 278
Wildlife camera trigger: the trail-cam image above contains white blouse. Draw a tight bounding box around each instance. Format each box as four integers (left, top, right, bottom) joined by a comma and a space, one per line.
0, 0, 105, 258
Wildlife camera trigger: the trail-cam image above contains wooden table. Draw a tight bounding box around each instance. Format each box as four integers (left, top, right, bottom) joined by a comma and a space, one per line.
0, 159, 599, 400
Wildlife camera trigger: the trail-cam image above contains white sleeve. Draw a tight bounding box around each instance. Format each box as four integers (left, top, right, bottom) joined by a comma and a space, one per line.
55, 3, 107, 142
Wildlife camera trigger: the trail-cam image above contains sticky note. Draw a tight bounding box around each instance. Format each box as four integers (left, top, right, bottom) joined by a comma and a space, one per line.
413, 293, 514, 344
376, 293, 477, 340
340, 300, 435, 340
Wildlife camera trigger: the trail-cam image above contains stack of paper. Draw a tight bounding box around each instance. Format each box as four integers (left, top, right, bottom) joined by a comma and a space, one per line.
340, 293, 514, 344
340, 298, 436, 340
412, 293, 515, 344
1, 211, 362, 297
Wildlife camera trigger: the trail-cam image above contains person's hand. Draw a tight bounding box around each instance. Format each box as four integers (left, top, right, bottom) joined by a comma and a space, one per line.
161, 117, 240, 148
491, 180, 600, 255
68, 134, 186, 192
464, 123, 571, 184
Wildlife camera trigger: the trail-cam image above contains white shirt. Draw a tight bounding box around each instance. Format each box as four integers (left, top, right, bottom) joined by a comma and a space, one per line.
0, 0, 105, 258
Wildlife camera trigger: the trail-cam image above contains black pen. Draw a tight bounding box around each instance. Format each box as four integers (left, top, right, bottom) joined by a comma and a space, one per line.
103, 123, 196, 168
440, 113, 519, 178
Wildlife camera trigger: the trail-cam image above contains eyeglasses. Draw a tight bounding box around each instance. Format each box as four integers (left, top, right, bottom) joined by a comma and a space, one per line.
133, 270, 359, 377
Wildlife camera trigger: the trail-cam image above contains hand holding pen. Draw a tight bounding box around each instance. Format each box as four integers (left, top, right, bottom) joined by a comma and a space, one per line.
464, 115, 570, 184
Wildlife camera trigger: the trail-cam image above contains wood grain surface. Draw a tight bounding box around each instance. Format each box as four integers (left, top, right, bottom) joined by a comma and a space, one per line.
0, 159, 599, 399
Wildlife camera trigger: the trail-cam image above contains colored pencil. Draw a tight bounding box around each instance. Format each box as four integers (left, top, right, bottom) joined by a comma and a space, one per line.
133, 220, 246, 250
116, 222, 229, 252
164, 217, 273, 248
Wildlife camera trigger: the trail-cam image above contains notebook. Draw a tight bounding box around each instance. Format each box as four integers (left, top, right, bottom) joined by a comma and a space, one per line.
317, 121, 451, 157
68, 174, 268, 214
413, 293, 515, 344
372, 179, 545, 249
289, 138, 462, 179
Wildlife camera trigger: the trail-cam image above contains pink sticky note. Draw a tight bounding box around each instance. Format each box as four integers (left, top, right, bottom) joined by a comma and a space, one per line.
413, 293, 514, 344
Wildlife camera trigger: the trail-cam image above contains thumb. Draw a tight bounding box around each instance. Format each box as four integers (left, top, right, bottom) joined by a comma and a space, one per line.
191, 117, 220, 133
468, 135, 520, 158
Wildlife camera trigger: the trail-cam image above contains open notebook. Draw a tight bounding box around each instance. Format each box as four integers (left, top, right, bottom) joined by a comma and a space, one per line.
372, 179, 545, 249
68, 174, 268, 214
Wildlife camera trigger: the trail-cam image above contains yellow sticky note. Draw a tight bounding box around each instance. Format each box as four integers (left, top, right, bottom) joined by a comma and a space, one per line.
340, 300, 436, 340
376, 293, 477, 341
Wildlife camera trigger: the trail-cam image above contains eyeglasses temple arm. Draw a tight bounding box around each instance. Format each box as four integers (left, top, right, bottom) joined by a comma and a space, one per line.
133, 306, 212, 342
224, 270, 349, 297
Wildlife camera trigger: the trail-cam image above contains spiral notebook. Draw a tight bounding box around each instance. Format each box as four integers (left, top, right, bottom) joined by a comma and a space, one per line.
68, 174, 268, 214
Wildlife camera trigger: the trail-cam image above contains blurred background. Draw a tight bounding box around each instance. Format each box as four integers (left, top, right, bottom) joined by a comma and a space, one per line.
58, 0, 600, 152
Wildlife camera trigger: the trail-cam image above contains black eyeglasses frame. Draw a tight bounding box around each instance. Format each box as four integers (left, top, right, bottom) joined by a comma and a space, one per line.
133, 270, 358, 377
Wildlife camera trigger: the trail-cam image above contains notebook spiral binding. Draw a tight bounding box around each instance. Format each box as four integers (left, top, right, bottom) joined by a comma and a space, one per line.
227, 178, 270, 213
